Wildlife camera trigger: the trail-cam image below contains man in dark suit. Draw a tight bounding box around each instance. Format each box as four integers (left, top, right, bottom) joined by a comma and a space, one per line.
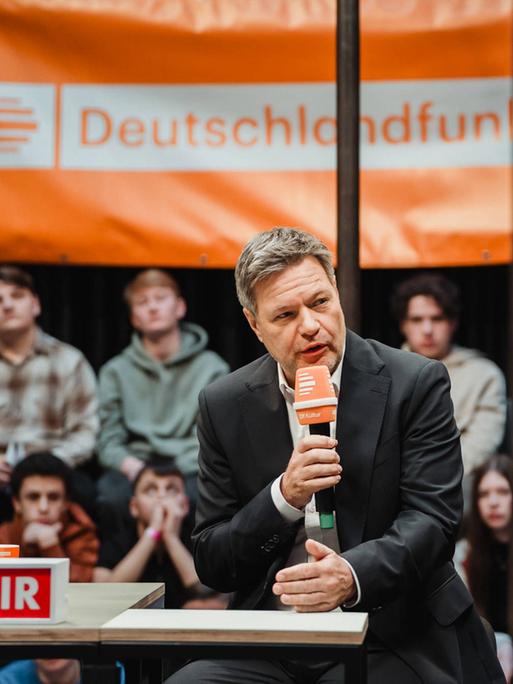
168, 228, 504, 683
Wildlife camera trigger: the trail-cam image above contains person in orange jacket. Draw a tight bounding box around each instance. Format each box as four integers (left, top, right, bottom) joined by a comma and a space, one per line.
0, 452, 99, 582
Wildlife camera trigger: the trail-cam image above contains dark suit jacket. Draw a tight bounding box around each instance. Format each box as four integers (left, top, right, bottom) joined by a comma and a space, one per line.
193, 330, 504, 683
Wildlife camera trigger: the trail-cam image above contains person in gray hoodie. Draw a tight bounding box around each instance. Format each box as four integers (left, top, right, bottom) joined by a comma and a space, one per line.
97, 269, 229, 513
392, 273, 506, 502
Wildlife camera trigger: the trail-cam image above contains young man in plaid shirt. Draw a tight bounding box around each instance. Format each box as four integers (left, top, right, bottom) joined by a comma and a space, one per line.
0, 266, 98, 520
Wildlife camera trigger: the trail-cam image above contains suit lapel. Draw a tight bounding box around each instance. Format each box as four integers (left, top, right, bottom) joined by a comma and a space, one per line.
336, 331, 391, 550
238, 339, 391, 551
240, 355, 293, 487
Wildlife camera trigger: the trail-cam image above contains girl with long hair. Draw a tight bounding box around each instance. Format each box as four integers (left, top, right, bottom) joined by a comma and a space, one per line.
455, 454, 513, 682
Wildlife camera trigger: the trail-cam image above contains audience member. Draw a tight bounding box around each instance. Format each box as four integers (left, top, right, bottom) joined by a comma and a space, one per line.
0, 453, 99, 582
0, 266, 98, 520
96, 269, 228, 513
94, 458, 227, 609
0, 659, 81, 684
454, 454, 513, 682
392, 273, 506, 480
0, 659, 125, 684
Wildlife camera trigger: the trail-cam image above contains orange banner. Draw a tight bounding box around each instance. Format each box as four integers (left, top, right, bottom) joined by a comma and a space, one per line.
0, 0, 511, 268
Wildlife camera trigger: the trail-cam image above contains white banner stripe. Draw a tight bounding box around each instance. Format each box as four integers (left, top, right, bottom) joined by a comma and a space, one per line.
0, 78, 511, 170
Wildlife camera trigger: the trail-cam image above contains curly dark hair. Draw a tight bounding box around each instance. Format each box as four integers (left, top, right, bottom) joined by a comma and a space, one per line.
390, 273, 460, 323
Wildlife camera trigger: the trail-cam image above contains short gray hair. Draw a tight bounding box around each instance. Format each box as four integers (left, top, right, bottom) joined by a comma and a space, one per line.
235, 227, 335, 314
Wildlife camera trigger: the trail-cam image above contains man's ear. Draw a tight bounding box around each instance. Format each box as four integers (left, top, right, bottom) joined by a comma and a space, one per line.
332, 276, 342, 303
129, 309, 139, 332
176, 296, 187, 322
243, 308, 263, 343
32, 295, 41, 319
12, 497, 21, 515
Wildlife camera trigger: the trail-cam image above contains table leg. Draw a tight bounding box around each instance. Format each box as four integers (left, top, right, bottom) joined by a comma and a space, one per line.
123, 659, 143, 684
81, 662, 120, 684
144, 658, 163, 684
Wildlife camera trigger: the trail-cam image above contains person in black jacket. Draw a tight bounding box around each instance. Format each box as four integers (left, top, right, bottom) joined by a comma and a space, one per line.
168, 227, 503, 683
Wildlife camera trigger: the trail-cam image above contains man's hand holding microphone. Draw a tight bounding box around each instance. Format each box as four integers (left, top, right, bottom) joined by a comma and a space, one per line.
274, 365, 356, 611
280, 434, 341, 510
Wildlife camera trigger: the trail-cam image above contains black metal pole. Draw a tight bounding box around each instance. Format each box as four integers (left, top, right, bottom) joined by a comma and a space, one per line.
336, 0, 361, 332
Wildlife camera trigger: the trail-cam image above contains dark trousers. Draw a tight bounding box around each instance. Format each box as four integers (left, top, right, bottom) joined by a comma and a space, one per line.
165, 605, 505, 684
165, 647, 420, 684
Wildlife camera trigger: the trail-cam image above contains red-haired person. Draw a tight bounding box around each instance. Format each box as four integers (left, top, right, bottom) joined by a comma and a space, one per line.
455, 454, 513, 682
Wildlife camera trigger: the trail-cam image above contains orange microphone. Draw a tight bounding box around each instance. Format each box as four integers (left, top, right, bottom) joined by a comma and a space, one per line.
293, 365, 338, 529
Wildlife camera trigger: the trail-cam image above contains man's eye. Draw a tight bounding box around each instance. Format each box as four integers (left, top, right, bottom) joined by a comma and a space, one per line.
275, 311, 292, 320
313, 298, 328, 307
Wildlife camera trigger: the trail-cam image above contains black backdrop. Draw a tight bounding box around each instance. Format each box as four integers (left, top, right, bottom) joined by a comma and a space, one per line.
17, 262, 508, 382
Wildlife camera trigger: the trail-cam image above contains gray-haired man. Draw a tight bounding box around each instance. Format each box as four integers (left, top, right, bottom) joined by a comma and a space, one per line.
168, 228, 503, 684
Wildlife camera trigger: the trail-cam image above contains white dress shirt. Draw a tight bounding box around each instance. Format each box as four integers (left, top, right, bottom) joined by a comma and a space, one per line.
270, 357, 361, 609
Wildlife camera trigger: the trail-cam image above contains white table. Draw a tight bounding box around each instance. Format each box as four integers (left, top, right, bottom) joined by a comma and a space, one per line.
0, 583, 164, 683
101, 608, 368, 683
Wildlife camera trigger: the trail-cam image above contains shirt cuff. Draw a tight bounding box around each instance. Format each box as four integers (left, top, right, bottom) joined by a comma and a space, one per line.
340, 557, 361, 607
271, 475, 305, 523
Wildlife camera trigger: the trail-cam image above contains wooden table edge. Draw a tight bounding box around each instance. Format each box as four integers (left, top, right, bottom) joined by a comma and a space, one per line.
100, 625, 368, 645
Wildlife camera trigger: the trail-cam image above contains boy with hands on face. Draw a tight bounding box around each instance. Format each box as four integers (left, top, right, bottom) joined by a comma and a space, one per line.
94, 458, 226, 609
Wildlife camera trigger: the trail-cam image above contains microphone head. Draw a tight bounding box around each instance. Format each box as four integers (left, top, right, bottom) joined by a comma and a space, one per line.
293, 365, 337, 426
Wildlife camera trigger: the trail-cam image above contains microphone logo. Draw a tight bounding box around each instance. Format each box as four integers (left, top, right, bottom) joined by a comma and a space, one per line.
293, 365, 337, 426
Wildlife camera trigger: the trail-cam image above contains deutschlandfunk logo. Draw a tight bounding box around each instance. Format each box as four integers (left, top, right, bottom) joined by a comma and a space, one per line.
0, 95, 39, 154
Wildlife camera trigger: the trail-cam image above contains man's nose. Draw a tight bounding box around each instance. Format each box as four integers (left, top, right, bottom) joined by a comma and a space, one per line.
298, 308, 320, 335
39, 496, 49, 511
421, 319, 433, 334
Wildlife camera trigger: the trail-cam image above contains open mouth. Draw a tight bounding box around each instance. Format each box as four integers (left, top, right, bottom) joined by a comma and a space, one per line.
301, 344, 327, 357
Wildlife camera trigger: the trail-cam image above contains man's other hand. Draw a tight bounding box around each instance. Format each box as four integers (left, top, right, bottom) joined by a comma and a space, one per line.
281, 435, 341, 509
272, 539, 355, 612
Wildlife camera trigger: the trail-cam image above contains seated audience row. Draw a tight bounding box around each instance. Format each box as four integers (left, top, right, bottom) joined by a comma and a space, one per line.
1, 267, 506, 520
0, 263, 509, 682
0, 452, 227, 609
0, 265, 228, 524
0, 267, 508, 628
